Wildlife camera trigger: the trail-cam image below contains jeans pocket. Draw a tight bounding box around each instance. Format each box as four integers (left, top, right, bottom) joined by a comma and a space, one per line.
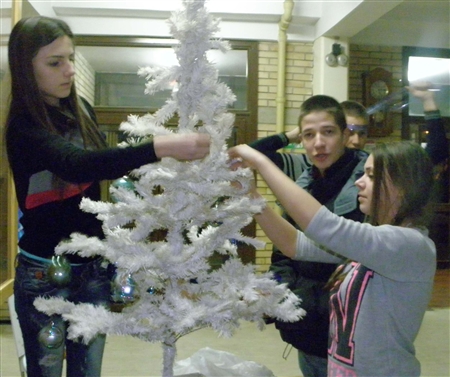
16, 262, 57, 297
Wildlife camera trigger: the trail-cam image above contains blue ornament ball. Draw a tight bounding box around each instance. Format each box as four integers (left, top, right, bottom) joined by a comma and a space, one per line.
110, 176, 136, 203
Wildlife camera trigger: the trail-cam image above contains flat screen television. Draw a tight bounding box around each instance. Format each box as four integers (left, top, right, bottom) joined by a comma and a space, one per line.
403, 47, 450, 117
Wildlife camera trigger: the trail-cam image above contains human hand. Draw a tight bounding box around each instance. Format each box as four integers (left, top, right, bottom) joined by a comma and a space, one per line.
228, 144, 267, 171
154, 133, 210, 160
285, 127, 301, 144
228, 145, 266, 198
229, 174, 260, 198
406, 81, 438, 111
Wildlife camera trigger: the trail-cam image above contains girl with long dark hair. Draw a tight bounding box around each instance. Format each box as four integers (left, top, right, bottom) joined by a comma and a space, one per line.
5, 16, 209, 377
229, 140, 436, 376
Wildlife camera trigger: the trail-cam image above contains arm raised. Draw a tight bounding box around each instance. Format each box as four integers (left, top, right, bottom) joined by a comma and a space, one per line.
229, 144, 322, 249
154, 133, 210, 160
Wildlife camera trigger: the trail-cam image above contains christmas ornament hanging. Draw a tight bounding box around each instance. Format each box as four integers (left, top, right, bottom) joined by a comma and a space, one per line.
111, 272, 140, 303
47, 256, 72, 287
38, 321, 64, 348
110, 175, 136, 203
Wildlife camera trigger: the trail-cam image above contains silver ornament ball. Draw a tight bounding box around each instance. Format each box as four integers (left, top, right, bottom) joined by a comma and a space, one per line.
38, 322, 64, 349
47, 256, 72, 287
111, 273, 139, 303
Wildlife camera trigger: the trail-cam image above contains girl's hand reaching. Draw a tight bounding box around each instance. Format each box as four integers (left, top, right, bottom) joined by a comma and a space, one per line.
228, 144, 268, 198
228, 144, 268, 171
154, 133, 211, 160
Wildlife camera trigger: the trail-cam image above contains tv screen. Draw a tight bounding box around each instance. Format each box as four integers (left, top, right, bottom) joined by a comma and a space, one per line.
407, 56, 450, 117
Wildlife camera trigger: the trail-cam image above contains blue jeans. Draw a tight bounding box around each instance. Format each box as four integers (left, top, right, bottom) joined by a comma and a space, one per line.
14, 252, 111, 377
298, 350, 328, 377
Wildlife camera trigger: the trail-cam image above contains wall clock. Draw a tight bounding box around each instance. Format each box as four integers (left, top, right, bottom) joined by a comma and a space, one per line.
362, 67, 393, 137
370, 80, 389, 99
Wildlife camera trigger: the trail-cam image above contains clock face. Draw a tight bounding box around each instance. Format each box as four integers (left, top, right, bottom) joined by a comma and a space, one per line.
370, 80, 389, 99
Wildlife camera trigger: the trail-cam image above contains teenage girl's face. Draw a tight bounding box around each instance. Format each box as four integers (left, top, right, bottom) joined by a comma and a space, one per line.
32, 35, 75, 107
355, 154, 401, 223
355, 154, 374, 216
300, 110, 349, 176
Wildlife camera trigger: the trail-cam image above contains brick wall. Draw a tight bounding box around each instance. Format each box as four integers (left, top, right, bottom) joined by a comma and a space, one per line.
258, 42, 314, 109
254, 42, 404, 272
255, 41, 313, 272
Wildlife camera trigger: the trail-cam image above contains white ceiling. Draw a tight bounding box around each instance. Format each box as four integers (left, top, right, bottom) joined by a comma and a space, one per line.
3, 0, 444, 46
1, 0, 449, 74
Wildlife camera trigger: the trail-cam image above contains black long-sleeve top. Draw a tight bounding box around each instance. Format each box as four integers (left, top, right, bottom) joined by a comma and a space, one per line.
424, 110, 448, 165
6, 105, 158, 262
248, 132, 310, 181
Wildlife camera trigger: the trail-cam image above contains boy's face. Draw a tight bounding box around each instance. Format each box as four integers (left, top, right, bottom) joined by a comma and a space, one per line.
300, 110, 349, 176
345, 115, 368, 150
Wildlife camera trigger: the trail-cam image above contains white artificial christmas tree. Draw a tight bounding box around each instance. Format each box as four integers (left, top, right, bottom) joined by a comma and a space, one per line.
35, 1, 305, 376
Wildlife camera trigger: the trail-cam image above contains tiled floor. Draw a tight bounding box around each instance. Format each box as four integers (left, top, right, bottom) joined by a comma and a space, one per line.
1, 270, 449, 377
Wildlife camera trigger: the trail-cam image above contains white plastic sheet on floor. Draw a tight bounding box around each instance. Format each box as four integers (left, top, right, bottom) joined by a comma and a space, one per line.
174, 347, 275, 377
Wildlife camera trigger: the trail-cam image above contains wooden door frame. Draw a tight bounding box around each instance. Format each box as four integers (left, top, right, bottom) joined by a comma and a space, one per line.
0, 0, 22, 320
